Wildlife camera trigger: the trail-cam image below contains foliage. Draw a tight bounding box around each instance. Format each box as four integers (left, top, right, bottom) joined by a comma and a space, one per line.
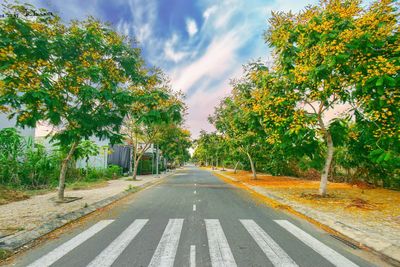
158, 124, 191, 166
122, 72, 185, 178
194, 0, 399, 192
0, 3, 149, 200
0, 128, 123, 191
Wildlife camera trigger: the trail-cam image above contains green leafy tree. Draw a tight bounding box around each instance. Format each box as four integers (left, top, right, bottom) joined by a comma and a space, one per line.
158, 125, 191, 167
0, 4, 147, 200
123, 75, 184, 179
210, 73, 265, 179
265, 0, 398, 195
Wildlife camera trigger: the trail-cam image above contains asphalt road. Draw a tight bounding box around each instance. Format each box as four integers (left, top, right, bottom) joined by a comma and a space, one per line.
9, 167, 388, 267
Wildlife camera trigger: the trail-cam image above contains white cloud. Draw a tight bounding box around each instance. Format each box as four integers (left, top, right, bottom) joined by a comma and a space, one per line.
171, 31, 243, 93
164, 34, 189, 62
203, 5, 217, 20
186, 18, 198, 37
127, 0, 157, 43
185, 66, 244, 138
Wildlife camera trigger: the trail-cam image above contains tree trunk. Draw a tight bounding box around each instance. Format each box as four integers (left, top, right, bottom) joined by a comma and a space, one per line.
132, 152, 145, 180
129, 145, 134, 176
58, 142, 78, 201
132, 159, 139, 180
318, 117, 334, 196
246, 152, 257, 180
234, 161, 240, 174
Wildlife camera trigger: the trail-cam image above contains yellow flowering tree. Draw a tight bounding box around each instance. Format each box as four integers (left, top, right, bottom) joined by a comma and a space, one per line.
123, 73, 184, 180
0, 4, 147, 201
265, 0, 399, 193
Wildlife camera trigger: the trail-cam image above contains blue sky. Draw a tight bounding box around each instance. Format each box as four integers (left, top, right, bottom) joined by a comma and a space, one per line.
5, 0, 319, 138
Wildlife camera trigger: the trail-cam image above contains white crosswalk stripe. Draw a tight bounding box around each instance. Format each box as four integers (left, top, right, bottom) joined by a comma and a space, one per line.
205, 219, 237, 267
27, 220, 114, 267
240, 219, 298, 267
148, 218, 184, 267
86, 219, 148, 267
275, 220, 359, 267
24, 218, 364, 267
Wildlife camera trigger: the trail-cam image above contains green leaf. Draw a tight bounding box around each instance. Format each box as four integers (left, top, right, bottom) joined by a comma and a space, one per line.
376, 77, 384, 87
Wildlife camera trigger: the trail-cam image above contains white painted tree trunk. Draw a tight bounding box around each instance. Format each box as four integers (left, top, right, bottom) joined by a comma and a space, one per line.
246, 152, 257, 180
233, 161, 239, 174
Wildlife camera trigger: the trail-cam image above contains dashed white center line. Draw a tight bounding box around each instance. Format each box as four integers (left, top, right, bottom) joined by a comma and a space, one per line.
190, 245, 196, 267
194, 190, 197, 194
193, 204, 196, 211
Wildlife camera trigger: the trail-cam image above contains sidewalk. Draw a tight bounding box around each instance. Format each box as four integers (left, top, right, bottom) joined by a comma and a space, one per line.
212, 169, 400, 264
0, 171, 174, 251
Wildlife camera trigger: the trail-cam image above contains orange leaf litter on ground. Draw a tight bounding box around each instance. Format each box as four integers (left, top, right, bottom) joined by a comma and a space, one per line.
223, 170, 400, 224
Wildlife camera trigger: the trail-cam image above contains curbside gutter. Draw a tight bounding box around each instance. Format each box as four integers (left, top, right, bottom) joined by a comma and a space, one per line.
0, 171, 175, 253
213, 170, 400, 267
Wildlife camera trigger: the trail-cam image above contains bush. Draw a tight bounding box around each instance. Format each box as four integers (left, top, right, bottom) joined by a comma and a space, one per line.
0, 128, 123, 190
105, 165, 123, 179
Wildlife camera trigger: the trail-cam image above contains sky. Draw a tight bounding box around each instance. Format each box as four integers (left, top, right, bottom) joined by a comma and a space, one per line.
4, 0, 320, 138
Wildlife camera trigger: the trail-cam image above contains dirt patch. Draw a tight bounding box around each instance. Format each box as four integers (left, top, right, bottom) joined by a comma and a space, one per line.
0, 187, 29, 205
350, 181, 375, 189
345, 198, 377, 210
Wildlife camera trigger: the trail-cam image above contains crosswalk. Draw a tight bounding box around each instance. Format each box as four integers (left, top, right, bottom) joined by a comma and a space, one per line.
26, 219, 359, 267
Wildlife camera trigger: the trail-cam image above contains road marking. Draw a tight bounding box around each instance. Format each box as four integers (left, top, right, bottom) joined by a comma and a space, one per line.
27, 220, 114, 267
148, 218, 184, 267
240, 220, 298, 267
193, 204, 196, 211
275, 220, 359, 267
205, 219, 237, 267
194, 190, 197, 194
190, 245, 196, 267
86, 219, 148, 267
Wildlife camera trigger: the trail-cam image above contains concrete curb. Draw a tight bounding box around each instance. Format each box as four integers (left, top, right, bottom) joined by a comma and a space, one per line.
0, 171, 175, 252
213, 170, 400, 266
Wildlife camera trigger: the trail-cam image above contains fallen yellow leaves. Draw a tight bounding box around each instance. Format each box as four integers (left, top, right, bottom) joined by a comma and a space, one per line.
223, 170, 400, 224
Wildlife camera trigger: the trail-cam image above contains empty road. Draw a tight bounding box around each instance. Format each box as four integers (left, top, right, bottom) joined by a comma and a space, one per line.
10, 167, 386, 267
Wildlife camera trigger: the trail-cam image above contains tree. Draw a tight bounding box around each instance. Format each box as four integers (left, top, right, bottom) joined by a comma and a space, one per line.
0, 4, 147, 201
209, 71, 265, 179
264, 0, 400, 194
123, 75, 184, 179
158, 124, 191, 167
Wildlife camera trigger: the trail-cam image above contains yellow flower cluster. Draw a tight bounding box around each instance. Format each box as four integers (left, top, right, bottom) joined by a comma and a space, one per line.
293, 64, 312, 83
309, 19, 334, 34
326, 0, 361, 19
0, 46, 16, 61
